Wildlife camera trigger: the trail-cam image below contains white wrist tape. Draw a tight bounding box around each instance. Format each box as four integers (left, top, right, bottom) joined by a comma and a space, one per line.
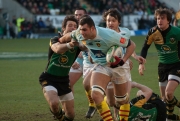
66, 43, 73, 49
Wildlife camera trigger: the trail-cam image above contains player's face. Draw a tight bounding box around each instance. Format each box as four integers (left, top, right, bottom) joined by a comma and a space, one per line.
79, 24, 94, 40
106, 14, 120, 32
156, 14, 169, 31
63, 21, 77, 34
75, 10, 85, 21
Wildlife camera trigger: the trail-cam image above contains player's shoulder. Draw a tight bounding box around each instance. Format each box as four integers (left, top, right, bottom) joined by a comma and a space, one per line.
119, 27, 131, 37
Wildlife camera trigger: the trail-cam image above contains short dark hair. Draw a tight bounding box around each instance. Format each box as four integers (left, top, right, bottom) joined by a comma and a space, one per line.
154, 8, 172, 23
102, 8, 121, 23
79, 15, 95, 27
75, 7, 87, 14
61, 15, 78, 30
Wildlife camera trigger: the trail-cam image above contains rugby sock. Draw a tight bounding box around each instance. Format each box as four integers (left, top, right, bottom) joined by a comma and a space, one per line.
62, 115, 74, 121
177, 100, 180, 108
167, 114, 180, 120
166, 96, 180, 115
119, 104, 130, 121
85, 90, 96, 107
50, 108, 64, 120
96, 100, 113, 121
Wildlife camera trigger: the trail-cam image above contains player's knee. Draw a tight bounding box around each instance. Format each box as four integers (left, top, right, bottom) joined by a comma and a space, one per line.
83, 80, 91, 90
91, 85, 105, 103
49, 100, 59, 111
115, 93, 129, 106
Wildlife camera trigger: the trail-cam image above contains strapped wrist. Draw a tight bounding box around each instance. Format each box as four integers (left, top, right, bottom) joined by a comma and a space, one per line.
119, 59, 125, 66
66, 43, 74, 49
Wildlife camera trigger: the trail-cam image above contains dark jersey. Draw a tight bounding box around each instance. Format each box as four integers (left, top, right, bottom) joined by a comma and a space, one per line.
45, 36, 81, 76
129, 93, 166, 121
140, 25, 180, 64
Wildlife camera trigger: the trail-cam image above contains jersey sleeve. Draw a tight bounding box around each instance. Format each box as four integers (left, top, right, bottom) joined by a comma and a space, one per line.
130, 95, 147, 108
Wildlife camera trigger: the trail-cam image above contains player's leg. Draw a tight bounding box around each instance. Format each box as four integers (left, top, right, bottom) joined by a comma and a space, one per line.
159, 81, 167, 101
83, 70, 97, 118
165, 80, 180, 120
91, 65, 113, 121
106, 82, 119, 120
69, 62, 83, 93
43, 86, 64, 120
60, 92, 75, 121
112, 66, 130, 121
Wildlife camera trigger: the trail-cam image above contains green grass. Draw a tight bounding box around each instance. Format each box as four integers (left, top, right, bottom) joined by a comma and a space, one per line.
0, 37, 179, 121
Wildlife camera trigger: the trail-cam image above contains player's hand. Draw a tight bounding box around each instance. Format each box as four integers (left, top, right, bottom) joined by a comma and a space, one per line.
131, 81, 137, 88
110, 56, 124, 68
58, 31, 62, 38
138, 64, 145, 75
71, 62, 80, 69
50, 36, 59, 44
136, 56, 146, 64
70, 39, 79, 47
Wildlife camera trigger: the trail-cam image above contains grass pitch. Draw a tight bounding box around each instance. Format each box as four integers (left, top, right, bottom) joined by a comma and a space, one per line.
0, 36, 179, 121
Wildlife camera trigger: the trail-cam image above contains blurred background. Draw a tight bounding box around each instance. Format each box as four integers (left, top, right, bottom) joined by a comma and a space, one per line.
0, 0, 179, 39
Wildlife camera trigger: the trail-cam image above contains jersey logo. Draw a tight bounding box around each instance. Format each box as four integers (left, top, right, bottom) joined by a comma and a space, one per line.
161, 45, 171, 52
59, 55, 68, 64
96, 43, 101, 47
170, 38, 175, 44
120, 37, 126, 44
82, 40, 86, 45
69, 48, 75, 53
90, 49, 106, 58
41, 80, 47, 85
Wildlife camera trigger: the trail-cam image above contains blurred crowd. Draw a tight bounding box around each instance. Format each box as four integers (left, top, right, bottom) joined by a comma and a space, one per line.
17, 0, 175, 16
0, 0, 176, 39
1, 14, 55, 39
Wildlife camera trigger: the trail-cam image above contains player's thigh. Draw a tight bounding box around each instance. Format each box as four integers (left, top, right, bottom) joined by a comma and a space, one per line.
91, 71, 110, 90
69, 72, 82, 86
114, 82, 128, 96
43, 89, 59, 105
83, 70, 92, 90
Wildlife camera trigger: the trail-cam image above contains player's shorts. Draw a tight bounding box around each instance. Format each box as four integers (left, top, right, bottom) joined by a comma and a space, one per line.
39, 72, 71, 96
107, 60, 131, 89
83, 63, 95, 78
92, 61, 131, 85
70, 57, 83, 73
158, 62, 180, 84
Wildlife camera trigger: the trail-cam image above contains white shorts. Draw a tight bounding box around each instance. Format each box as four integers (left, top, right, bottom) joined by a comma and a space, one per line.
69, 65, 83, 73
83, 63, 95, 78
92, 61, 131, 85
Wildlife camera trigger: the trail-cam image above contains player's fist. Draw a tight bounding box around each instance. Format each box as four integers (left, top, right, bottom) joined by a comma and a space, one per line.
110, 56, 124, 68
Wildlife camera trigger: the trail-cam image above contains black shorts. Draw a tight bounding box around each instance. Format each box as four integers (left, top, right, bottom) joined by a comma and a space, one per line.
39, 72, 71, 96
158, 62, 180, 82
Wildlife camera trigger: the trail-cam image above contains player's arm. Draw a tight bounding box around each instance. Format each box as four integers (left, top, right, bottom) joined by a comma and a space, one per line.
50, 36, 74, 54
110, 40, 136, 68
131, 51, 146, 64
58, 32, 72, 43
122, 40, 136, 63
131, 81, 153, 101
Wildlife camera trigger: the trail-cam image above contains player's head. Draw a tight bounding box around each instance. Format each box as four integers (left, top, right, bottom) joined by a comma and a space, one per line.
74, 7, 87, 21
154, 8, 172, 30
61, 15, 78, 34
103, 8, 121, 31
79, 15, 96, 39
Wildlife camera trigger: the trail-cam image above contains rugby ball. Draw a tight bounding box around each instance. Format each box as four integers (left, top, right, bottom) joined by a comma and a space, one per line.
106, 45, 124, 63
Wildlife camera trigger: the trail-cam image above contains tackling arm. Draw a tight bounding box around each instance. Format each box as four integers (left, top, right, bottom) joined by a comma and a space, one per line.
131, 81, 153, 101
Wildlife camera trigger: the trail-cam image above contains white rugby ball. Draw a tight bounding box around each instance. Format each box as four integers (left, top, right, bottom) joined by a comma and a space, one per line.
106, 45, 124, 63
